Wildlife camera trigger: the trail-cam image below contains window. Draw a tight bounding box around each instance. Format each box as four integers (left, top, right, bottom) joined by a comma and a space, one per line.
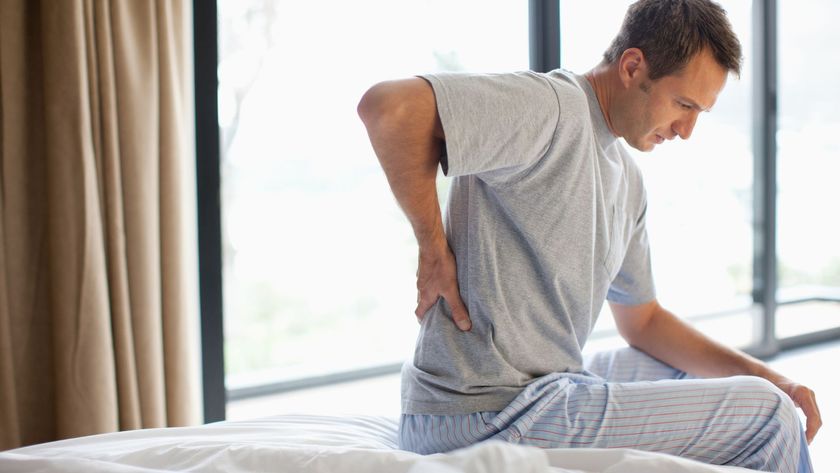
218, 0, 528, 394
197, 1, 840, 417
776, 0, 840, 338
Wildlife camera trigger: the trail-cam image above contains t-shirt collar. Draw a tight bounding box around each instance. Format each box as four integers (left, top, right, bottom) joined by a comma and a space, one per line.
573, 71, 619, 150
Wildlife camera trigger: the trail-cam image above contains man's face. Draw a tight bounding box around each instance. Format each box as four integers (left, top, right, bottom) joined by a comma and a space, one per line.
618, 48, 729, 152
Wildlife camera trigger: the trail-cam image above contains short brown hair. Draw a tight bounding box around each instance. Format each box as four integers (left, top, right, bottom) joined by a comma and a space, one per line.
603, 0, 742, 80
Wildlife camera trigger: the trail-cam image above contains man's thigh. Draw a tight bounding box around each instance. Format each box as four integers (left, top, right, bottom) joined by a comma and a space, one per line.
583, 346, 690, 382
497, 374, 802, 472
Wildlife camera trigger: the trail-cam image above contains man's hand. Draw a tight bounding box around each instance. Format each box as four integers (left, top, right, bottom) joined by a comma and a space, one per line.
774, 378, 822, 444
415, 243, 471, 331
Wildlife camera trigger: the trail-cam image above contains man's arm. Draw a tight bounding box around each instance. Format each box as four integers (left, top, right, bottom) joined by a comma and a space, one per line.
357, 78, 471, 331
611, 299, 822, 443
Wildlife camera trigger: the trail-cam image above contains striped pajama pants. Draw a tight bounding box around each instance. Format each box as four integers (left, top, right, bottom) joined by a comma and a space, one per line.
400, 347, 812, 473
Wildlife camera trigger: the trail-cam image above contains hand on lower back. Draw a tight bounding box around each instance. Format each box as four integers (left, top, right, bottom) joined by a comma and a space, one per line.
415, 243, 471, 331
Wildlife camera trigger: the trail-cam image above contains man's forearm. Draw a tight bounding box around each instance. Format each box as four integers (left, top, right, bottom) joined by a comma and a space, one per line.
373, 141, 445, 249
629, 305, 785, 383
358, 79, 446, 249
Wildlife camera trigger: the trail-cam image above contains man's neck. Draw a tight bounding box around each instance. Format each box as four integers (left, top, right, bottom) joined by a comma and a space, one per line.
584, 63, 619, 137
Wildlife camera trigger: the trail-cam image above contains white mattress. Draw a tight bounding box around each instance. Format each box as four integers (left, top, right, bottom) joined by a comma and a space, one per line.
0, 414, 759, 472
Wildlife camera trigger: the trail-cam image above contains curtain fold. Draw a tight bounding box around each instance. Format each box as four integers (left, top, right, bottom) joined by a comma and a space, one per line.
0, 0, 199, 450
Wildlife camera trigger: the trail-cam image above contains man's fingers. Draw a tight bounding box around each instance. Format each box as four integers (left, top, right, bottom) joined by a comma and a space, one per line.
445, 289, 472, 331
786, 384, 822, 445
805, 411, 821, 444
800, 392, 822, 444
415, 293, 438, 321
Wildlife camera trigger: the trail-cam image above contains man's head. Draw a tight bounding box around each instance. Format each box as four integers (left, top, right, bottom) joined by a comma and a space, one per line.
596, 0, 742, 152
605, 0, 742, 81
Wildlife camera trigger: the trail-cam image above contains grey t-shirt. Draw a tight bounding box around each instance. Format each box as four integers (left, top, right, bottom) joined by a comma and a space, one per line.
401, 70, 656, 415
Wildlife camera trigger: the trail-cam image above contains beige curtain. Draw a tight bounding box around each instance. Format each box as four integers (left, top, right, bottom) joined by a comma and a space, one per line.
0, 0, 200, 450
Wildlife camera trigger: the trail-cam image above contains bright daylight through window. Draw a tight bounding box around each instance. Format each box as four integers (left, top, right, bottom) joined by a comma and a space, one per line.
217, 0, 528, 391
775, 0, 840, 338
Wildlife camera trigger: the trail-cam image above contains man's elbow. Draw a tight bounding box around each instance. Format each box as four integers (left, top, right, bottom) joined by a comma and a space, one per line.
358, 81, 403, 131
356, 83, 381, 126
359, 79, 438, 135
617, 324, 645, 348
612, 299, 660, 346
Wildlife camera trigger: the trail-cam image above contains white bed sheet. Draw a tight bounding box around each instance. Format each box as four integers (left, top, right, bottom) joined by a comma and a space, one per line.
0, 414, 759, 473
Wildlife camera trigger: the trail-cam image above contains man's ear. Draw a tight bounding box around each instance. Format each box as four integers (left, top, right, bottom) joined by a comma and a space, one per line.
617, 48, 648, 88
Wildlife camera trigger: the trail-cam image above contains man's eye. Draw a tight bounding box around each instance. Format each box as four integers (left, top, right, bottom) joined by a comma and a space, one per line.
679, 102, 693, 110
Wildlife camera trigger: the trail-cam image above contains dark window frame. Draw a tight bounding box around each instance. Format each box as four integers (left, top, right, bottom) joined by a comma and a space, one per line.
193, 0, 839, 422
194, 0, 226, 422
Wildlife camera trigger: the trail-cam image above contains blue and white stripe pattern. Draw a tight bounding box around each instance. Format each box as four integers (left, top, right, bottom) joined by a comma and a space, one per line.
400, 347, 812, 473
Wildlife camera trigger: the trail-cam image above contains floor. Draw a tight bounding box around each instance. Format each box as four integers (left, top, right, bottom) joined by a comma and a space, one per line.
228, 339, 840, 470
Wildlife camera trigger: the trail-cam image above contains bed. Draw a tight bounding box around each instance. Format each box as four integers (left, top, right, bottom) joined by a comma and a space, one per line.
0, 414, 760, 472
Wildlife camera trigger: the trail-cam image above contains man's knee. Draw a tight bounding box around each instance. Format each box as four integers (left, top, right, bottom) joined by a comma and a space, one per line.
730, 375, 790, 402
728, 376, 800, 433
722, 376, 807, 472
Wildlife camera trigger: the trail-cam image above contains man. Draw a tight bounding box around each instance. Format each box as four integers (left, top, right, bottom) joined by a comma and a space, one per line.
357, 0, 820, 471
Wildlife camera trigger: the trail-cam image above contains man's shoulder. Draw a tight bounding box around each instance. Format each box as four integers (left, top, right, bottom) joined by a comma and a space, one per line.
540, 69, 590, 110
420, 69, 583, 99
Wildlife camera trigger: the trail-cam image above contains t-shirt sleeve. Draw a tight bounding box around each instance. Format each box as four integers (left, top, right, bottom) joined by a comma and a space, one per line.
420, 71, 559, 180
607, 198, 657, 305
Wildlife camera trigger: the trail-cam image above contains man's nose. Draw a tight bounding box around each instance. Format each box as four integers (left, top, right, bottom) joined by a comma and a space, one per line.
673, 112, 699, 140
